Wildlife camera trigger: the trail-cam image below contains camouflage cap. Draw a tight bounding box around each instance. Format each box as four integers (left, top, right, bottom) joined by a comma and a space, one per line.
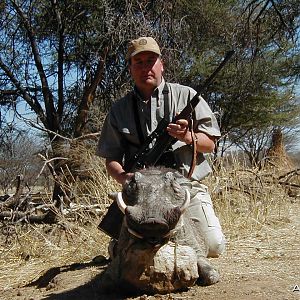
126, 37, 161, 61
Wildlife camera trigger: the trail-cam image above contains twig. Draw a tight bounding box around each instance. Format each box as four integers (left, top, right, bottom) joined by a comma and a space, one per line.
25, 119, 100, 141
278, 182, 300, 189
278, 168, 300, 180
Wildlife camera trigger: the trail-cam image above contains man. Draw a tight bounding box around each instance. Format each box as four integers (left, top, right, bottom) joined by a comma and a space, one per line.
97, 36, 225, 258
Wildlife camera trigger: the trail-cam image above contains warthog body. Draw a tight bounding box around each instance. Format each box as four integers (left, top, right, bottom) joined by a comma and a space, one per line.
101, 167, 219, 294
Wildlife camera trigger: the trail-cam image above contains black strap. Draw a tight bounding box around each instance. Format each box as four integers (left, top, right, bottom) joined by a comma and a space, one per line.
162, 83, 169, 122
132, 93, 145, 144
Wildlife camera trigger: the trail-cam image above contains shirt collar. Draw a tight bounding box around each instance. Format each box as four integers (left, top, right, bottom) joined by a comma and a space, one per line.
157, 77, 166, 97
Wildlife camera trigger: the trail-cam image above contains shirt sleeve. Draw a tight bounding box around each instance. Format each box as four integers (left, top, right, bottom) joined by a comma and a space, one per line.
194, 95, 221, 138
96, 109, 124, 161
169, 83, 221, 139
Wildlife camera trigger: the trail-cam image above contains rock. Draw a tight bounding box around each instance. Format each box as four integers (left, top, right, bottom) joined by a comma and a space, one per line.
100, 241, 199, 294
144, 242, 199, 293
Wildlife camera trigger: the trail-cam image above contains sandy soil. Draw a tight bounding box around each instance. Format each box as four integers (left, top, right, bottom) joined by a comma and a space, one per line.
1, 202, 299, 300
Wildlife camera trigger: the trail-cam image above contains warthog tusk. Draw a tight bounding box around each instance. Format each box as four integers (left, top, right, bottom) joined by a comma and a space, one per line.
116, 192, 127, 214
180, 189, 190, 213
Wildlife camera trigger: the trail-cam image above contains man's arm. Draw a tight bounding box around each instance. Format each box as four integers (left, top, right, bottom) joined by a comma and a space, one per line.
166, 119, 216, 153
106, 159, 134, 185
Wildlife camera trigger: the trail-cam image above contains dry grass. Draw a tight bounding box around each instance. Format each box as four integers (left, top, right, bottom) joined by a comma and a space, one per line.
205, 154, 297, 239
0, 150, 298, 292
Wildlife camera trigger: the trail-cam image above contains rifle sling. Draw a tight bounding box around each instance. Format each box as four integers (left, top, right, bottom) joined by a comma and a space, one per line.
132, 93, 145, 145
187, 116, 197, 179
133, 83, 197, 175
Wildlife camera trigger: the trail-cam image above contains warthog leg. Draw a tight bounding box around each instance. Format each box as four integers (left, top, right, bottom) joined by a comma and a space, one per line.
196, 257, 220, 286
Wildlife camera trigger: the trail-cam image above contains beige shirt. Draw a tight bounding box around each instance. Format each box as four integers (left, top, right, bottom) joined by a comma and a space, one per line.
96, 78, 221, 181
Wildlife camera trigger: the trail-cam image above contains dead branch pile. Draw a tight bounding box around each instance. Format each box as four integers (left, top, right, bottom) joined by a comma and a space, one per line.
0, 175, 55, 223
2, 164, 299, 226
214, 167, 300, 197
0, 146, 116, 224
0, 173, 107, 224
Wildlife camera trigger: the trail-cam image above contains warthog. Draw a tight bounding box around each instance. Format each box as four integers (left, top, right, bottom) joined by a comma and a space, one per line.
100, 167, 219, 294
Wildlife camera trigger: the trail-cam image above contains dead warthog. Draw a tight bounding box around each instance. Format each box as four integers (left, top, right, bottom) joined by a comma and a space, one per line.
100, 167, 219, 294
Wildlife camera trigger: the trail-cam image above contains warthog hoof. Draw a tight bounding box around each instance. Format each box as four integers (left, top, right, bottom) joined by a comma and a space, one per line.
197, 258, 220, 286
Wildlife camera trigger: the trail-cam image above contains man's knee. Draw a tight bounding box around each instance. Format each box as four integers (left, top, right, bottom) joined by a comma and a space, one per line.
187, 184, 225, 257
206, 233, 226, 258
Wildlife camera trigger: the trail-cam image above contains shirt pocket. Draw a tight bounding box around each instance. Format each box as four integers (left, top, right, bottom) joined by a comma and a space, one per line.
120, 127, 130, 134
120, 127, 140, 146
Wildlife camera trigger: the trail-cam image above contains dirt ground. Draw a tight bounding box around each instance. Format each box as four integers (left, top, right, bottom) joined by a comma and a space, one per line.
1, 201, 299, 300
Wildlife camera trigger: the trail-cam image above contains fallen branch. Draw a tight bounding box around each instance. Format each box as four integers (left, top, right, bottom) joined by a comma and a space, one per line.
0, 175, 25, 210
278, 182, 300, 189
0, 210, 55, 223
278, 168, 300, 181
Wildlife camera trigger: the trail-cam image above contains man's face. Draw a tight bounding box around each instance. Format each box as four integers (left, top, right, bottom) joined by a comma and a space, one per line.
129, 51, 164, 93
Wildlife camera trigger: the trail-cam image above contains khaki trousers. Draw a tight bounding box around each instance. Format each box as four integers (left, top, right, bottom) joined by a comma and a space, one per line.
184, 181, 226, 258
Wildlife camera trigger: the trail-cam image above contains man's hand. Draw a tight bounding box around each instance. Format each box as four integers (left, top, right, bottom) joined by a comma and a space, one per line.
166, 119, 193, 145
106, 159, 134, 186
166, 119, 216, 153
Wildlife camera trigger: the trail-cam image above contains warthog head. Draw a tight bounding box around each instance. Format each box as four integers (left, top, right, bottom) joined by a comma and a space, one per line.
116, 168, 190, 246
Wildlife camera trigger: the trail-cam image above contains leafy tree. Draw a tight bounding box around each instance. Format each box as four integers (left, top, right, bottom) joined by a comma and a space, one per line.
169, 0, 300, 162
222, 1, 300, 162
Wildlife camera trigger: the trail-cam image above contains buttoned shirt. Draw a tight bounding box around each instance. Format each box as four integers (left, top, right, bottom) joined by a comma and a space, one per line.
96, 78, 221, 181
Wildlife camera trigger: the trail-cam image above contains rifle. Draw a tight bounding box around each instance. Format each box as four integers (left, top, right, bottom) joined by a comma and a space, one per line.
98, 50, 235, 239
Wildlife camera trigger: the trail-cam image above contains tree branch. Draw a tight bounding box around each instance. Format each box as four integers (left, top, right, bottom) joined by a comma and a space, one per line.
51, 0, 65, 119
11, 0, 58, 133
0, 175, 24, 210
74, 47, 109, 137
0, 58, 47, 124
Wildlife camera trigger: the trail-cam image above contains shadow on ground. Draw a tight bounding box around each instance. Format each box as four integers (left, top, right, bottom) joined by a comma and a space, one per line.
25, 258, 138, 300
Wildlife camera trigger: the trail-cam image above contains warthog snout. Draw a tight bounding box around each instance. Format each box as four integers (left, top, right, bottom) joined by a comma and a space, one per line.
116, 169, 190, 242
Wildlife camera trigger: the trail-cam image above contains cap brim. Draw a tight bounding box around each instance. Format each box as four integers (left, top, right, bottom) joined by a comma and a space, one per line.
128, 48, 161, 60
